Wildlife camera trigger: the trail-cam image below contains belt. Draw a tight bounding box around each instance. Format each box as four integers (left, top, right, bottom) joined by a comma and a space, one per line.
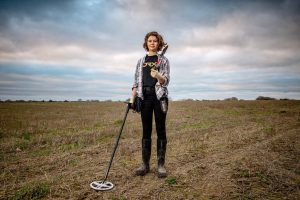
143, 86, 155, 94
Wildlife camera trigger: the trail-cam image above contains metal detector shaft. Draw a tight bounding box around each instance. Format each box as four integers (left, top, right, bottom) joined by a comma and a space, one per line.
103, 103, 130, 182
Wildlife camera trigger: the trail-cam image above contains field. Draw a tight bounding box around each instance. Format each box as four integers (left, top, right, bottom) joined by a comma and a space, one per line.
1, 100, 300, 199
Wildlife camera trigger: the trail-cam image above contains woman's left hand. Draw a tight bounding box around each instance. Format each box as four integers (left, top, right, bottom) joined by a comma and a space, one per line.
151, 69, 165, 83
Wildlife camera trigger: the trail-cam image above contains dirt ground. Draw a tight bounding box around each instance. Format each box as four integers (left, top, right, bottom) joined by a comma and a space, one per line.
1, 100, 299, 199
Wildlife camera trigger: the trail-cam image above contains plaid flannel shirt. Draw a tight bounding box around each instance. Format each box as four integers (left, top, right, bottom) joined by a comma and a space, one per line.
132, 54, 170, 100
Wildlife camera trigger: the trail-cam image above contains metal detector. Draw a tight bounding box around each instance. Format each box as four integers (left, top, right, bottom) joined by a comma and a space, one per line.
90, 103, 130, 191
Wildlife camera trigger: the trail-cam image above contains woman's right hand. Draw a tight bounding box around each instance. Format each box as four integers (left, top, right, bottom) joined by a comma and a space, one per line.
129, 88, 137, 107
132, 87, 137, 97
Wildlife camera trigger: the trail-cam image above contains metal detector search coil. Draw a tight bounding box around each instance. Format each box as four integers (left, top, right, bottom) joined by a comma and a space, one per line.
90, 181, 114, 191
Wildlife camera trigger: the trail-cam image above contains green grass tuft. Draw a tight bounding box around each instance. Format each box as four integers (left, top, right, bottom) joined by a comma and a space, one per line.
165, 178, 177, 185
12, 182, 50, 200
114, 119, 123, 125
22, 132, 31, 140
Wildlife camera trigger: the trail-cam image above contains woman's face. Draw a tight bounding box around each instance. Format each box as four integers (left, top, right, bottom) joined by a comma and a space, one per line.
147, 35, 159, 52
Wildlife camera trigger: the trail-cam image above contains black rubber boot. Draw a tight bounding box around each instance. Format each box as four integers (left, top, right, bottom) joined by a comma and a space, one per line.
157, 139, 167, 178
135, 139, 151, 176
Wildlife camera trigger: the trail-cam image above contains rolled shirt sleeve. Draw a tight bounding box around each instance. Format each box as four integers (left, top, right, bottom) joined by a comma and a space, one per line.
132, 59, 140, 90
161, 58, 170, 87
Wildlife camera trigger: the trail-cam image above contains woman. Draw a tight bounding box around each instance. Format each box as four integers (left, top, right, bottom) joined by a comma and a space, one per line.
131, 31, 170, 178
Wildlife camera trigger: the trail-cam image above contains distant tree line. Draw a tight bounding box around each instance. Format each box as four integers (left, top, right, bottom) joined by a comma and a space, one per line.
255, 96, 292, 100
0, 99, 103, 103
0, 96, 294, 103
175, 96, 294, 101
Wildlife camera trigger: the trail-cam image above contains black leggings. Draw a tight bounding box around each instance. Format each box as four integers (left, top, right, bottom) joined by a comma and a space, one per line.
141, 88, 167, 140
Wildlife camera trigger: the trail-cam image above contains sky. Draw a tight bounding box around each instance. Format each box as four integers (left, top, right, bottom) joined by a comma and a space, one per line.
0, 0, 300, 101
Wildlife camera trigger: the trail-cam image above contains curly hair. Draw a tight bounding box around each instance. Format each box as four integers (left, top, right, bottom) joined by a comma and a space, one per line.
143, 31, 165, 52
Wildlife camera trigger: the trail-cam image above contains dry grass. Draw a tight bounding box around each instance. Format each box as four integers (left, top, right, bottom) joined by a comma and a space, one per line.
0, 100, 299, 199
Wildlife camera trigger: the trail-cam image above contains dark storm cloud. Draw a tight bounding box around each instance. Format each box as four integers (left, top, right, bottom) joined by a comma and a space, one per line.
0, 0, 77, 27
1, 0, 299, 52
0, 0, 119, 53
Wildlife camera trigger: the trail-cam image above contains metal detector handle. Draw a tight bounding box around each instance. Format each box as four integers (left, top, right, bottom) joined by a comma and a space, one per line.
160, 44, 168, 57
156, 44, 168, 71
103, 103, 130, 182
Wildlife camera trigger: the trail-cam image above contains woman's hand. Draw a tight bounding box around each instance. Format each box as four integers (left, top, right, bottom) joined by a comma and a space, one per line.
129, 87, 137, 105
132, 87, 137, 97
151, 69, 165, 85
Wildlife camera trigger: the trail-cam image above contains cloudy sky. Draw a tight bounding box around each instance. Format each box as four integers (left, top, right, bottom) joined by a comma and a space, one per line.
0, 0, 299, 101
